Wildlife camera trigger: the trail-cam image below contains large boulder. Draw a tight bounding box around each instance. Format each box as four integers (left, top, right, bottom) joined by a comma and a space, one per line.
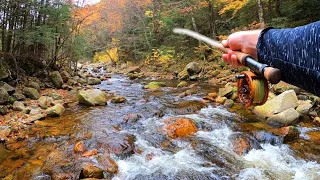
0, 81, 15, 94
49, 71, 63, 88
87, 77, 101, 85
218, 86, 233, 98
38, 96, 54, 109
78, 89, 107, 106
23, 87, 40, 100
46, 103, 65, 116
12, 92, 25, 101
0, 61, 9, 81
296, 100, 313, 115
164, 118, 198, 138
0, 88, 9, 104
186, 62, 201, 75
253, 90, 299, 118
266, 108, 300, 127
178, 69, 189, 80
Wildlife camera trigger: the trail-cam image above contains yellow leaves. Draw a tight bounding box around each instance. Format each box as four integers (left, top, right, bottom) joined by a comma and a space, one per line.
145, 49, 174, 66
218, 0, 249, 16
144, 10, 153, 18
93, 47, 118, 63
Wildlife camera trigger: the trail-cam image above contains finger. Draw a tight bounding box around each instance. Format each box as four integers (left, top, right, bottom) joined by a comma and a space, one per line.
227, 33, 242, 51
231, 54, 238, 66
221, 40, 228, 48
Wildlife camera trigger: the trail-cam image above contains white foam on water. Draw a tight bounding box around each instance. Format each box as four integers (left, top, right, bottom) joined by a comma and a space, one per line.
297, 127, 320, 140
237, 168, 270, 180
196, 127, 233, 150
240, 144, 320, 180
113, 136, 215, 180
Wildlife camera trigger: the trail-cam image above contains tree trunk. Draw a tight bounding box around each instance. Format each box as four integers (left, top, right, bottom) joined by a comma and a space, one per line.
275, 0, 281, 17
256, 0, 265, 28
208, 1, 216, 39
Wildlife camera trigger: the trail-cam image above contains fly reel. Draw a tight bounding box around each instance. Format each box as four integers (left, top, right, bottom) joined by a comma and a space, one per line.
236, 71, 269, 108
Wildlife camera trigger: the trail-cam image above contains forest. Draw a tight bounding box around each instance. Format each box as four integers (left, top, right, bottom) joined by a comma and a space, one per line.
1, 0, 319, 77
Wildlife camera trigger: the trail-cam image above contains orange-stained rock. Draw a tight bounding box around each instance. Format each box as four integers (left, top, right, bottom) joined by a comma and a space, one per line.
228, 132, 262, 156
165, 118, 198, 138
82, 149, 98, 157
306, 131, 320, 144
74, 141, 86, 153
208, 92, 218, 98
103, 157, 119, 174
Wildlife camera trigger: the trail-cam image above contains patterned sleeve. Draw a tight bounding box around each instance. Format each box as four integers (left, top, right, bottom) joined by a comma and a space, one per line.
257, 21, 320, 96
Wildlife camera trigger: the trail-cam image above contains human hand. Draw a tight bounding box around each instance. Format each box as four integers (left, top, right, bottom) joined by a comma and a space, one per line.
221, 30, 261, 67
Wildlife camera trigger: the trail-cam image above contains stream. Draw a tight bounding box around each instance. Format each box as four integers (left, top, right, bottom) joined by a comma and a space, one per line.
0, 73, 320, 180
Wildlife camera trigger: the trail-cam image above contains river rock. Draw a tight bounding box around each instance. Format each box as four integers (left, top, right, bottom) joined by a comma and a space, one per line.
48, 92, 62, 100
78, 78, 87, 85
78, 89, 107, 106
67, 78, 77, 86
0, 126, 11, 139
282, 126, 300, 143
266, 108, 300, 127
12, 92, 25, 101
0, 81, 15, 94
253, 90, 299, 118
228, 132, 262, 155
102, 157, 118, 174
45, 103, 64, 116
215, 96, 227, 104
0, 61, 9, 80
273, 81, 300, 94
87, 77, 101, 85
0, 88, 9, 104
60, 71, 71, 83
177, 81, 188, 88
26, 82, 40, 92
50, 71, 63, 88
111, 96, 126, 103
23, 87, 40, 100
123, 113, 141, 123
74, 141, 86, 153
218, 86, 233, 98
296, 100, 313, 115
38, 96, 54, 109
13, 101, 25, 111
80, 164, 104, 179
224, 99, 234, 108
105, 133, 135, 157
186, 62, 201, 75
26, 113, 47, 123
178, 69, 189, 80
144, 82, 166, 89
127, 66, 141, 73
164, 118, 198, 138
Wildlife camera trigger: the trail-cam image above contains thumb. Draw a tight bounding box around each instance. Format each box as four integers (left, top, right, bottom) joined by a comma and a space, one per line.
221, 40, 228, 47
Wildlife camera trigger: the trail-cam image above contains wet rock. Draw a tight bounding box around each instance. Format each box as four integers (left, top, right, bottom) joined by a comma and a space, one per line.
215, 96, 227, 104
165, 100, 207, 115
0, 88, 9, 104
78, 89, 107, 106
45, 103, 65, 116
23, 87, 40, 100
78, 78, 87, 85
62, 84, 73, 91
281, 126, 300, 143
13, 101, 25, 111
0, 126, 11, 140
111, 96, 126, 103
123, 113, 141, 123
178, 69, 189, 80
49, 71, 63, 88
218, 86, 233, 98
253, 90, 298, 118
189, 75, 198, 81
12, 92, 25, 101
266, 108, 300, 127
164, 118, 198, 138
82, 149, 98, 157
38, 96, 54, 109
74, 141, 86, 153
105, 133, 135, 157
314, 117, 320, 125
60, 71, 71, 83
80, 164, 104, 179
186, 62, 201, 75
127, 66, 141, 73
26, 113, 47, 123
0, 81, 15, 94
33, 174, 51, 180
179, 89, 197, 98
27, 81, 40, 92
228, 132, 262, 156
144, 82, 166, 89
208, 92, 218, 98
224, 99, 234, 108
48, 92, 62, 100
87, 77, 101, 85
296, 100, 313, 115
177, 81, 188, 88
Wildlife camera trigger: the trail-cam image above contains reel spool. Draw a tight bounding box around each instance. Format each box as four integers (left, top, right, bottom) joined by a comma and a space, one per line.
236, 71, 269, 108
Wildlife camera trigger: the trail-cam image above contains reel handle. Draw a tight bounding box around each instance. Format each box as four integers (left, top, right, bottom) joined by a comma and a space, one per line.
218, 45, 281, 84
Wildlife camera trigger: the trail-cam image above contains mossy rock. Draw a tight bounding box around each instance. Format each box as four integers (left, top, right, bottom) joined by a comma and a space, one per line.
177, 81, 188, 88
144, 82, 166, 89
0, 62, 9, 81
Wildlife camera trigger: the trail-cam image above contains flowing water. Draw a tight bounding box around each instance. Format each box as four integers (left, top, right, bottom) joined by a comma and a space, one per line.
1, 73, 320, 180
